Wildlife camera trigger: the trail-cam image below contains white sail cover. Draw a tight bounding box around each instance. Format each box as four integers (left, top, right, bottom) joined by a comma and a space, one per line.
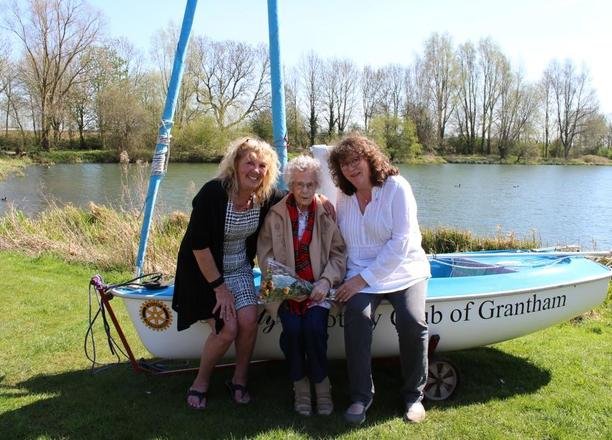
310, 144, 336, 206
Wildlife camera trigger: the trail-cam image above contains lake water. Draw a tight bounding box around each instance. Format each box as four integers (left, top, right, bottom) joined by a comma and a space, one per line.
1, 163, 610, 250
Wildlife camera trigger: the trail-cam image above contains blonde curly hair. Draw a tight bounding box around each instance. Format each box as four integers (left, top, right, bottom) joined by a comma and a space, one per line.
216, 136, 279, 202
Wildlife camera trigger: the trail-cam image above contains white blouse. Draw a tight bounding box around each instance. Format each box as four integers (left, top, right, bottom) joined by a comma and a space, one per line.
336, 175, 431, 293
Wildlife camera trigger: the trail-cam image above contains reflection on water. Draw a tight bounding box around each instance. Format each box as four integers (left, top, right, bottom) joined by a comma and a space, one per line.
1, 163, 611, 249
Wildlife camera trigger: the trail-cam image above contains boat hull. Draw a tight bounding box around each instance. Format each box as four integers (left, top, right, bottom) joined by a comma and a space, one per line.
110, 255, 611, 360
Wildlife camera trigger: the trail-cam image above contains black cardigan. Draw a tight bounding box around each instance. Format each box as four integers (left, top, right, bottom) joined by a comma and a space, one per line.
172, 179, 283, 331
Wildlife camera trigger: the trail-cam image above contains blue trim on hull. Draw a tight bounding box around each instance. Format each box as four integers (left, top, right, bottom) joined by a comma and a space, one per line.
113, 255, 611, 301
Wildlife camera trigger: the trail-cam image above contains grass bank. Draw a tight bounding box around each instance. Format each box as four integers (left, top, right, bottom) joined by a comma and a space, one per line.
7, 146, 611, 167
0, 250, 610, 439
443, 154, 612, 166
0, 204, 543, 274
29, 149, 120, 164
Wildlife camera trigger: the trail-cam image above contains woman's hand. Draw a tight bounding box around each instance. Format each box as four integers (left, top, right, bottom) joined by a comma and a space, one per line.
212, 284, 236, 321
318, 194, 336, 221
311, 278, 331, 302
334, 275, 367, 302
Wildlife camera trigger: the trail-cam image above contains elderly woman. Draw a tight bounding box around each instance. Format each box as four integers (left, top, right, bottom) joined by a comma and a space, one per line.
257, 155, 346, 416
172, 137, 283, 410
329, 135, 431, 424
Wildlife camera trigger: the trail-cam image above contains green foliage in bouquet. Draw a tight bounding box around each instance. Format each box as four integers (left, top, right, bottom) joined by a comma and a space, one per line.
259, 259, 313, 303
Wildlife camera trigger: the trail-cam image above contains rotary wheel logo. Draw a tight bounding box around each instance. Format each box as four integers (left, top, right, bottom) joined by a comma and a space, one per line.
139, 300, 172, 331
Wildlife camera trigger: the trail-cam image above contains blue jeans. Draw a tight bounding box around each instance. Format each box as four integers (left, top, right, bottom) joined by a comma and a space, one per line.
278, 303, 329, 384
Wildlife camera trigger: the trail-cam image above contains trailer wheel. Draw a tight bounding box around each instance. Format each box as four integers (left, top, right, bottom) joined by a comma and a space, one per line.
424, 358, 459, 401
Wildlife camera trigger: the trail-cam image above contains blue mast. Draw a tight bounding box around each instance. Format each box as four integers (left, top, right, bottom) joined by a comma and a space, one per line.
267, 0, 288, 188
135, 0, 198, 276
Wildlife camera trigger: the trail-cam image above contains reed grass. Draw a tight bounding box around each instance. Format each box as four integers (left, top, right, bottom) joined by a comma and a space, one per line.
421, 226, 540, 254
0, 156, 30, 180
0, 203, 546, 275
0, 202, 186, 273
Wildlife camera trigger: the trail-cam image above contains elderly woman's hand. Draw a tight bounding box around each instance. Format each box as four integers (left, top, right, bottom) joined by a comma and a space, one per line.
311, 278, 331, 302
334, 274, 367, 302
317, 194, 336, 221
212, 284, 236, 321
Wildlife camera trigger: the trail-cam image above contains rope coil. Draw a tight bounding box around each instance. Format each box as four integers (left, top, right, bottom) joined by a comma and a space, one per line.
84, 273, 164, 373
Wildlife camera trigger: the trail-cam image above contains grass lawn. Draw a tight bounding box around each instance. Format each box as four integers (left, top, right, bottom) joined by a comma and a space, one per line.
0, 251, 610, 439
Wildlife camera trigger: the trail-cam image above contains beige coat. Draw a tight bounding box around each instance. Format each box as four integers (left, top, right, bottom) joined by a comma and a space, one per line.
257, 194, 346, 292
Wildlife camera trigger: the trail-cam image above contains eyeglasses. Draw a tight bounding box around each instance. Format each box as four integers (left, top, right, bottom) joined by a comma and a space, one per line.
292, 181, 317, 190
340, 156, 361, 169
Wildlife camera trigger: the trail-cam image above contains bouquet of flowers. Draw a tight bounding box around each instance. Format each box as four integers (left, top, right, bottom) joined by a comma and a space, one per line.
259, 259, 313, 318
259, 258, 313, 301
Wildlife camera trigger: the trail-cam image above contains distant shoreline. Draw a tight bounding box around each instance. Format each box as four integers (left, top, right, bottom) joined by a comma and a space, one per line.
2, 150, 610, 175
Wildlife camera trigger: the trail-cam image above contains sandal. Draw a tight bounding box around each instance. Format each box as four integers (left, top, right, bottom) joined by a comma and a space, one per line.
225, 380, 251, 404
186, 388, 207, 410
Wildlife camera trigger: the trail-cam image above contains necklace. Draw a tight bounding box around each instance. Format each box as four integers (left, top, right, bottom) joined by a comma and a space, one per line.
232, 194, 253, 211
357, 194, 371, 204
356, 190, 372, 212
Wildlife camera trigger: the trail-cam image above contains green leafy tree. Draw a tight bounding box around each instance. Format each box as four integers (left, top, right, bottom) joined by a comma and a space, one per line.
172, 115, 232, 161
249, 109, 273, 144
370, 115, 422, 162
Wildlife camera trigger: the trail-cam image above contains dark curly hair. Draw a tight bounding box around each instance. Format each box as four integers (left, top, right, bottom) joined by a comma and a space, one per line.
328, 134, 399, 195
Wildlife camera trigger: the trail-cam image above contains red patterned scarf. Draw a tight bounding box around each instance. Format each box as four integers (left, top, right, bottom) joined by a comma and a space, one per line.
286, 194, 316, 314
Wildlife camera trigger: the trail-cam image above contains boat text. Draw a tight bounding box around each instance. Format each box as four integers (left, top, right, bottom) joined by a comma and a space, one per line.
256, 292, 568, 332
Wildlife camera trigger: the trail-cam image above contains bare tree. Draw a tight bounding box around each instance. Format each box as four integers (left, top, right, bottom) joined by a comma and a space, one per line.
97, 72, 158, 154
404, 61, 434, 151
547, 59, 598, 159
0, 40, 9, 96
496, 68, 538, 159
298, 52, 322, 146
4, 0, 101, 150
150, 22, 198, 128
94, 44, 124, 144
334, 59, 359, 135
576, 112, 608, 154
421, 33, 457, 149
191, 37, 269, 130
478, 38, 506, 154
0, 59, 32, 151
361, 65, 383, 132
64, 54, 96, 148
321, 58, 339, 138
284, 67, 308, 148
379, 64, 405, 118
539, 70, 554, 159
0, 41, 14, 135
455, 41, 479, 153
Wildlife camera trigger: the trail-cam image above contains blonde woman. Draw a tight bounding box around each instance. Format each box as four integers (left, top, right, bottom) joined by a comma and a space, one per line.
173, 137, 283, 409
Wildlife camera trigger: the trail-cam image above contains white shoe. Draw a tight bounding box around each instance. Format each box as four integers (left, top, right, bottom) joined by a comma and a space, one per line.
404, 401, 426, 423
314, 377, 333, 415
293, 377, 312, 416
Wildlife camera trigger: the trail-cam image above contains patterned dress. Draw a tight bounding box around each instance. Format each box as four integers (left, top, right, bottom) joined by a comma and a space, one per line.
223, 200, 261, 310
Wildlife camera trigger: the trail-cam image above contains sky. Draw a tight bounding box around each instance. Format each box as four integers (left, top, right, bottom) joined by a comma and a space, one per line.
87, 0, 611, 114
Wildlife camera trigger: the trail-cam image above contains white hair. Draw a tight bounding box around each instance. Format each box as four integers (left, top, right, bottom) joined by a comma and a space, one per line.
283, 155, 322, 188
